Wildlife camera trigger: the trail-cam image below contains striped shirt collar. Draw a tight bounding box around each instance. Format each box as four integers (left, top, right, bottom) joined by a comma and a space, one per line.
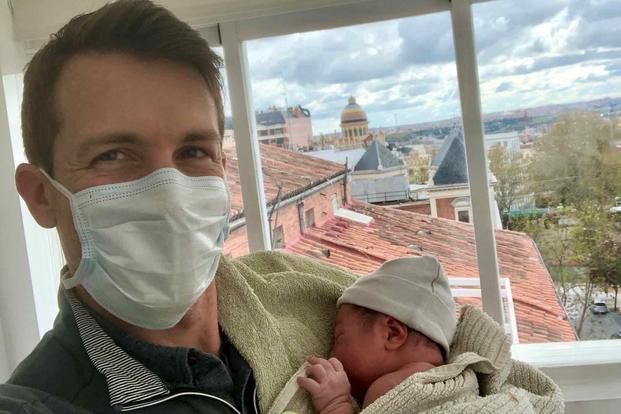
63, 289, 170, 408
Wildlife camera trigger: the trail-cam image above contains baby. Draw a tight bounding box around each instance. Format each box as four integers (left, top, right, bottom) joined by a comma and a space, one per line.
297, 256, 456, 414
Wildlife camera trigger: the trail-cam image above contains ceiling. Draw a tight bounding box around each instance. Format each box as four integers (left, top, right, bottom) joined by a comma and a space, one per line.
8, 0, 366, 43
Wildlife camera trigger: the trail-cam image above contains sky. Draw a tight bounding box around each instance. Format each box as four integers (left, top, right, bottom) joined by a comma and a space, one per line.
228, 0, 621, 134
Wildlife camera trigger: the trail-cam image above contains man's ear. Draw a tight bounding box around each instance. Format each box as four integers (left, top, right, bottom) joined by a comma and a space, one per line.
384, 317, 410, 351
15, 164, 58, 229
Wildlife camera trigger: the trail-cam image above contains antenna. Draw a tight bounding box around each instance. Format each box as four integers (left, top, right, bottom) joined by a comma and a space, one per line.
280, 76, 292, 150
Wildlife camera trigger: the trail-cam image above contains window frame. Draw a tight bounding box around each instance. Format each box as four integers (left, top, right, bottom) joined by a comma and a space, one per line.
3, 0, 621, 402
217, 2, 621, 406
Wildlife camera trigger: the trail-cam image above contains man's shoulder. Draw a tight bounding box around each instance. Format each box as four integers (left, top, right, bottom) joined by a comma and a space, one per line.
0, 383, 90, 414
6, 323, 105, 409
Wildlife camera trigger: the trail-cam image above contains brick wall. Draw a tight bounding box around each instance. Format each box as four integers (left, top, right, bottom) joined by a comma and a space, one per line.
435, 197, 456, 221
393, 201, 431, 215
223, 178, 348, 258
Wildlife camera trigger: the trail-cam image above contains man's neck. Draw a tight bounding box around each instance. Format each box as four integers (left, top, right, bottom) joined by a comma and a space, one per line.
74, 283, 221, 354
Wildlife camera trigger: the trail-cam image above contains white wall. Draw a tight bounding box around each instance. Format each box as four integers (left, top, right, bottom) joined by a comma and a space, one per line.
3, 74, 64, 336
0, 0, 63, 381
0, 1, 40, 381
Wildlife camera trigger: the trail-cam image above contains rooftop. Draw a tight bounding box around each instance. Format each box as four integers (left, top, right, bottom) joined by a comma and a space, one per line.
224, 144, 347, 219
256, 106, 312, 126
354, 140, 404, 172
432, 130, 469, 186
286, 201, 576, 344
305, 148, 366, 170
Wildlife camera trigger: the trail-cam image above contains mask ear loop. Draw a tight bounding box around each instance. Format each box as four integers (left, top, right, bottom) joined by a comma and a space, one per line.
221, 172, 232, 240
39, 169, 88, 290
39, 169, 75, 199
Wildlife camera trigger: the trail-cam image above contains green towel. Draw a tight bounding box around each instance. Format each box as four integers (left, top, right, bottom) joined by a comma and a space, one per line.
216, 251, 564, 414
216, 251, 356, 412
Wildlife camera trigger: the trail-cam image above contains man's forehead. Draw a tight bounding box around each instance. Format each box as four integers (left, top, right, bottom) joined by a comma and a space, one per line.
53, 52, 218, 141
56, 52, 211, 103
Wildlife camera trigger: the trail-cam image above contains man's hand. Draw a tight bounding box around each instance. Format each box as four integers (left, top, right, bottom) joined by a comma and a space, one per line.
297, 357, 353, 414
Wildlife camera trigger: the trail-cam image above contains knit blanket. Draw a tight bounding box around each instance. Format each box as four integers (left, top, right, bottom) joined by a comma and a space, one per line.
216, 251, 564, 414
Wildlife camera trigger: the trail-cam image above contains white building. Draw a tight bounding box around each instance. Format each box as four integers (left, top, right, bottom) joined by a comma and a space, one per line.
484, 131, 521, 155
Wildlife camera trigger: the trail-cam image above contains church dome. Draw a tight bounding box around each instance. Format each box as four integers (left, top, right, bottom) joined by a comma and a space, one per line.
340, 96, 368, 124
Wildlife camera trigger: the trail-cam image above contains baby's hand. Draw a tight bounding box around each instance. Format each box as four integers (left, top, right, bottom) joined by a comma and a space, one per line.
297, 357, 352, 414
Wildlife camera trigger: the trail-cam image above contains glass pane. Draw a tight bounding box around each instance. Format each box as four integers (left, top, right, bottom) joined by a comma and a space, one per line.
474, 0, 621, 342
219, 13, 547, 343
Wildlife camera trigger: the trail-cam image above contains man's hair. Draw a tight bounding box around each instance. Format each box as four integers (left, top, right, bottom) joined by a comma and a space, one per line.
22, 0, 224, 174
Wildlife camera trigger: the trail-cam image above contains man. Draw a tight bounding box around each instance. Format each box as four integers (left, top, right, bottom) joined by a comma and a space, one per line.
0, 1, 355, 412
0, 1, 563, 413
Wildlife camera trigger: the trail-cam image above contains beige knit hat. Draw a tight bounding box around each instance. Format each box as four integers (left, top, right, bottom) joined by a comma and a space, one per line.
337, 256, 456, 356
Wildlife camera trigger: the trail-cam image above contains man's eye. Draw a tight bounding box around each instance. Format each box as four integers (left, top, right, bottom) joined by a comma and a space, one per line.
96, 150, 126, 162
179, 146, 208, 159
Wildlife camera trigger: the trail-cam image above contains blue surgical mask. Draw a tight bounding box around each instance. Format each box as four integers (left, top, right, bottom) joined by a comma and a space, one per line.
42, 168, 230, 329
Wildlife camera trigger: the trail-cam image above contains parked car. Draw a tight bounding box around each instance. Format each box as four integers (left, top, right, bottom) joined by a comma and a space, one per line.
591, 302, 609, 315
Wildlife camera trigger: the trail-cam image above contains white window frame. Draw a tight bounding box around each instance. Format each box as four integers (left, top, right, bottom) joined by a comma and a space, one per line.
213, 0, 621, 407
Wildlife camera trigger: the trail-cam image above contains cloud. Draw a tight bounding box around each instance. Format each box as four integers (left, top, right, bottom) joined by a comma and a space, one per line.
486, 49, 621, 78
248, 21, 404, 86
397, 13, 455, 65
575, 73, 609, 83
607, 63, 621, 77
236, 0, 621, 133
495, 82, 513, 93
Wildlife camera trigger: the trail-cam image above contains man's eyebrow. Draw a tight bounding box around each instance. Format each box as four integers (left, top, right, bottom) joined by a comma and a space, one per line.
181, 130, 221, 144
76, 133, 142, 159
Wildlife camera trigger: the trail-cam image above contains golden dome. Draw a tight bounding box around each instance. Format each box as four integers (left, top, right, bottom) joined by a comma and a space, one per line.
340, 96, 368, 124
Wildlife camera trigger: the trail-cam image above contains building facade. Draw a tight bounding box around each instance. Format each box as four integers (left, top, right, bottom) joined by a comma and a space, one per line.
255, 105, 313, 150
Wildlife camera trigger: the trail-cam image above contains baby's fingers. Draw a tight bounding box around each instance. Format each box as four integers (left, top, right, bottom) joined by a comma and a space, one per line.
328, 357, 344, 372
307, 356, 336, 374
305, 362, 328, 382
297, 376, 321, 395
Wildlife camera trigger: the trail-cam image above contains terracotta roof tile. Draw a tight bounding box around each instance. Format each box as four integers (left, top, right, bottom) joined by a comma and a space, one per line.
224, 144, 346, 219
286, 201, 576, 344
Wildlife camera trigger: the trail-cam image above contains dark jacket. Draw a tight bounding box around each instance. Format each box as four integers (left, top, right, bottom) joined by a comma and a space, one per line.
0, 289, 257, 414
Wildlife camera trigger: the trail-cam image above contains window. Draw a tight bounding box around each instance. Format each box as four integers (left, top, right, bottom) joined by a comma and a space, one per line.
243, 12, 496, 343
453, 197, 472, 223
457, 210, 470, 223
5, 0, 621, 407
474, 0, 621, 345
305, 208, 315, 228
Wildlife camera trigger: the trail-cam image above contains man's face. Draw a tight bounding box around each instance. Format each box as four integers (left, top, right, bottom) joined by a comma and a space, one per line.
49, 52, 225, 272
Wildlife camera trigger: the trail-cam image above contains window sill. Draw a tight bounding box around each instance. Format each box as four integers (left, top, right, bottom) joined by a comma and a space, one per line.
512, 340, 621, 403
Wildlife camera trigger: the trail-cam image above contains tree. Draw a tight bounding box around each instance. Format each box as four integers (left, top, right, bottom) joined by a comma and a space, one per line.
570, 202, 619, 335
535, 210, 574, 307
488, 144, 526, 228
529, 112, 621, 209
595, 237, 621, 311
406, 151, 431, 185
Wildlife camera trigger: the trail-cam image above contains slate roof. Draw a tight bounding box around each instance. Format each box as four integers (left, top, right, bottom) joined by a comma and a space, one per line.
255, 106, 311, 126
354, 140, 404, 172
286, 201, 576, 344
256, 110, 286, 126
432, 130, 469, 186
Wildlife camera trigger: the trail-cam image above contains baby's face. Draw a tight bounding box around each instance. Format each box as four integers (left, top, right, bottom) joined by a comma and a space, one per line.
330, 304, 386, 399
